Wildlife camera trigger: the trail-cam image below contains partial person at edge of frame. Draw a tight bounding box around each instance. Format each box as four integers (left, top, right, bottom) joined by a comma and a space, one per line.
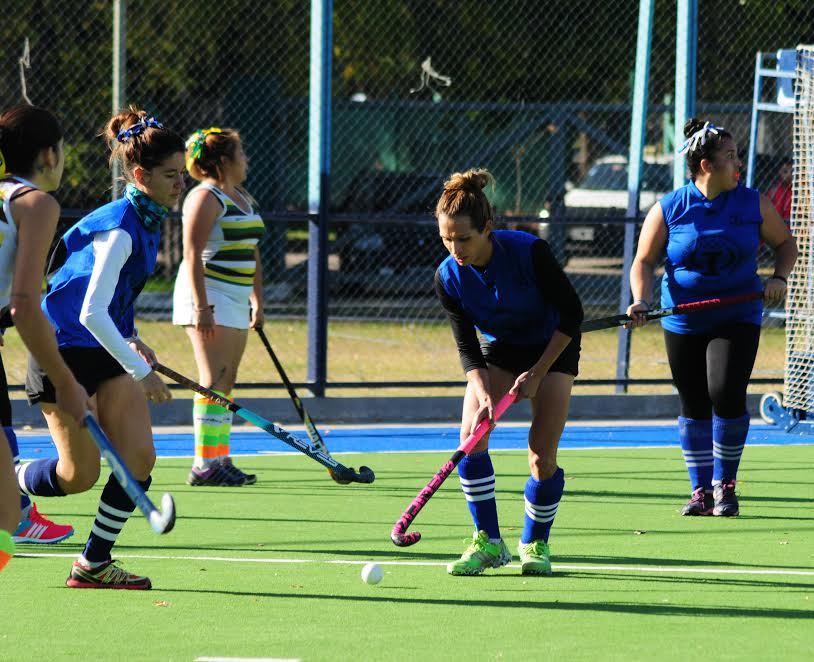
0, 104, 91, 571
433, 168, 583, 577
21, 106, 185, 589
626, 118, 797, 518
172, 127, 265, 487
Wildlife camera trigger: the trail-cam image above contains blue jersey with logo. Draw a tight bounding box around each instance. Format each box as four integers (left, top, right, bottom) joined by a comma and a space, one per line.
659, 181, 763, 333
44, 198, 161, 348
435, 229, 560, 344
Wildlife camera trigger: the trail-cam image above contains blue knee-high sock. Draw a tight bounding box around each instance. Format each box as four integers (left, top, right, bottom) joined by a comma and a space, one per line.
458, 450, 500, 540
678, 417, 713, 490
4, 427, 31, 512
713, 413, 750, 484
82, 474, 152, 563
16, 458, 65, 498
521, 467, 565, 544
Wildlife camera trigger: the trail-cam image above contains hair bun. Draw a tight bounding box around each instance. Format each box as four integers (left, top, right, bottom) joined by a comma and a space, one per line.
105, 106, 147, 144
444, 168, 492, 194
683, 117, 706, 139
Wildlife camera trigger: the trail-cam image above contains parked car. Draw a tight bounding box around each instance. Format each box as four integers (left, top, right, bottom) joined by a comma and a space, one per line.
334, 170, 448, 290
563, 155, 673, 256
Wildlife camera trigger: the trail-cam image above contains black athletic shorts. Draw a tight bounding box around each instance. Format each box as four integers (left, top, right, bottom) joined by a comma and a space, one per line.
481, 335, 581, 377
26, 346, 127, 405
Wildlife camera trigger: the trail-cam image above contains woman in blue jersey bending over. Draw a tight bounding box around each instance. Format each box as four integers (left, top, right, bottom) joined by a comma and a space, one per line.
434, 169, 583, 576
627, 118, 797, 517
23, 107, 185, 588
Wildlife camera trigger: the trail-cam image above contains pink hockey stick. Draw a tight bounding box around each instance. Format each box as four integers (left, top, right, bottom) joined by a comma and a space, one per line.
390, 391, 517, 547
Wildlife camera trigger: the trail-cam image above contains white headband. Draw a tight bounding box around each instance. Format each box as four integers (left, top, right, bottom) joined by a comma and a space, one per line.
678, 121, 724, 155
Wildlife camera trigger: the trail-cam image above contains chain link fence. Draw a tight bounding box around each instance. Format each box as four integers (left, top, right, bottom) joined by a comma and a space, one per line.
1, 0, 810, 391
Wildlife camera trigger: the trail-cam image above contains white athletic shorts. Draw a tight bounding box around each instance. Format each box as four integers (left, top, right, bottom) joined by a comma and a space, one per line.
172, 263, 252, 330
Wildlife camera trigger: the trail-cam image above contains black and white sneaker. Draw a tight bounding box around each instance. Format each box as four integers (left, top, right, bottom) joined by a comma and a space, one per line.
713, 480, 739, 517
681, 487, 714, 516
222, 458, 257, 485
187, 461, 246, 487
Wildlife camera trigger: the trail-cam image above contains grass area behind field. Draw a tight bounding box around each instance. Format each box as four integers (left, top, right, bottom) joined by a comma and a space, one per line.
5, 446, 812, 661
0, 320, 786, 397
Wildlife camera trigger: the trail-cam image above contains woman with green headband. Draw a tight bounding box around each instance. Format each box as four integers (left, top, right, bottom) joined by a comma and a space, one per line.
173, 127, 265, 486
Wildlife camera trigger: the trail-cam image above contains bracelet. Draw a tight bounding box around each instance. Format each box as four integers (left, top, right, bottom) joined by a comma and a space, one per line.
633, 299, 651, 309
770, 274, 788, 284
194, 305, 214, 312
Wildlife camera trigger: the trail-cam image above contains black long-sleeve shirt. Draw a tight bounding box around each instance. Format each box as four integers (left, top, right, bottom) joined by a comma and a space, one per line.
435, 238, 583, 373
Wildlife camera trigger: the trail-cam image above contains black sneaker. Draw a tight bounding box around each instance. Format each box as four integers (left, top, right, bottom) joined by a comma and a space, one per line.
187, 461, 246, 487
713, 480, 739, 517
222, 458, 257, 485
681, 487, 714, 516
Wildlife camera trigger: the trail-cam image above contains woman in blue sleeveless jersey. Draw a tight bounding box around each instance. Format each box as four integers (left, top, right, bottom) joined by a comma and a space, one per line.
628, 118, 797, 517
23, 107, 186, 588
434, 169, 583, 576
0, 105, 90, 570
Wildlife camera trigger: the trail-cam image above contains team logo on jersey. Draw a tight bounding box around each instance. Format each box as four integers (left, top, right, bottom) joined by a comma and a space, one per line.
684, 234, 739, 277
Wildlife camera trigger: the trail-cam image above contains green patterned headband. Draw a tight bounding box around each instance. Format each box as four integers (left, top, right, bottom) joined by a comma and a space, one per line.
185, 127, 223, 169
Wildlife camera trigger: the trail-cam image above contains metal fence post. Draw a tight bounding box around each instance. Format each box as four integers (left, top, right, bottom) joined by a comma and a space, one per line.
674, 0, 698, 189
307, 0, 333, 397
111, 0, 126, 200
615, 0, 654, 393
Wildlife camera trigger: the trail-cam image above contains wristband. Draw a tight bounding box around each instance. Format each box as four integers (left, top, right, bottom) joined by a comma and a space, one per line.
770, 274, 788, 285
632, 299, 651, 310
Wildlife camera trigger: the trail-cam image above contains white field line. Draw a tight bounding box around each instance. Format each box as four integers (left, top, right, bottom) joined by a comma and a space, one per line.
196, 658, 300, 662
105, 441, 811, 461
16, 552, 814, 577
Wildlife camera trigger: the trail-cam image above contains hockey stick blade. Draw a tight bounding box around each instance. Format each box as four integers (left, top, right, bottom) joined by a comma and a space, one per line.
390, 392, 516, 547
85, 414, 176, 535
255, 327, 375, 485
155, 363, 368, 482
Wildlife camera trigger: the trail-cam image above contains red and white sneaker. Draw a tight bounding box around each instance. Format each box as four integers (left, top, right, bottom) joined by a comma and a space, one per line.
66, 559, 151, 590
13, 503, 75, 544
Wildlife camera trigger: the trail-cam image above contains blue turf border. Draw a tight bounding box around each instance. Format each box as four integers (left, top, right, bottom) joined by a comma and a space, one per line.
16, 423, 812, 460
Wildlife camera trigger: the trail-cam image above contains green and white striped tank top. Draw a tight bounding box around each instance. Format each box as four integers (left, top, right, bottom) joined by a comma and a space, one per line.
185, 183, 266, 288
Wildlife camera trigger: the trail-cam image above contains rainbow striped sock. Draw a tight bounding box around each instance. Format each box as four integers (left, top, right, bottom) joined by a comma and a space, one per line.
218, 392, 234, 462
193, 392, 228, 469
0, 528, 15, 572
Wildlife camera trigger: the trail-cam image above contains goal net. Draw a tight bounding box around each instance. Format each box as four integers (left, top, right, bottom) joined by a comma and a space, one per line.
783, 45, 814, 411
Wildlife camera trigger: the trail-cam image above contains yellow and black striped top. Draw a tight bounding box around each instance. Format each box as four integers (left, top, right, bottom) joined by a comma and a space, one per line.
185, 183, 266, 288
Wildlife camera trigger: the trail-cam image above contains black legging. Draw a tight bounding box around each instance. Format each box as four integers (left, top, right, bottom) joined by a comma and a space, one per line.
0, 350, 11, 428
663, 323, 761, 420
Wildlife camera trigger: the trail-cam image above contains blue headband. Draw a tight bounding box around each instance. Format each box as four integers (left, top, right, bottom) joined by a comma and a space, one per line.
117, 117, 164, 143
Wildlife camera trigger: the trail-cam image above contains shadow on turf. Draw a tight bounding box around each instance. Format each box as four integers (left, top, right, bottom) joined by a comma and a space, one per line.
155, 587, 814, 619
534, 571, 814, 592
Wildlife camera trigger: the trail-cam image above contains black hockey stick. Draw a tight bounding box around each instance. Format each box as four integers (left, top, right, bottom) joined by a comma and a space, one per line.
155, 363, 373, 484
580, 292, 763, 332
255, 326, 374, 484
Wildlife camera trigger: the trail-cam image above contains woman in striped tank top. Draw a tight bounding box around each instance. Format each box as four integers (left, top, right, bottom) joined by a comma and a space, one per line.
173, 128, 265, 486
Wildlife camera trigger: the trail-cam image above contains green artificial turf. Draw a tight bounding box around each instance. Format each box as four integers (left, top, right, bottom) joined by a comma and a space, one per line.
4, 446, 813, 661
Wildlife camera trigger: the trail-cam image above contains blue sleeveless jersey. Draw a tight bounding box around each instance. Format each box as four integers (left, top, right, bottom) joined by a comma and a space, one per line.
436, 229, 560, 344
44, 198, 161, 348
660, 181, 763, 333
